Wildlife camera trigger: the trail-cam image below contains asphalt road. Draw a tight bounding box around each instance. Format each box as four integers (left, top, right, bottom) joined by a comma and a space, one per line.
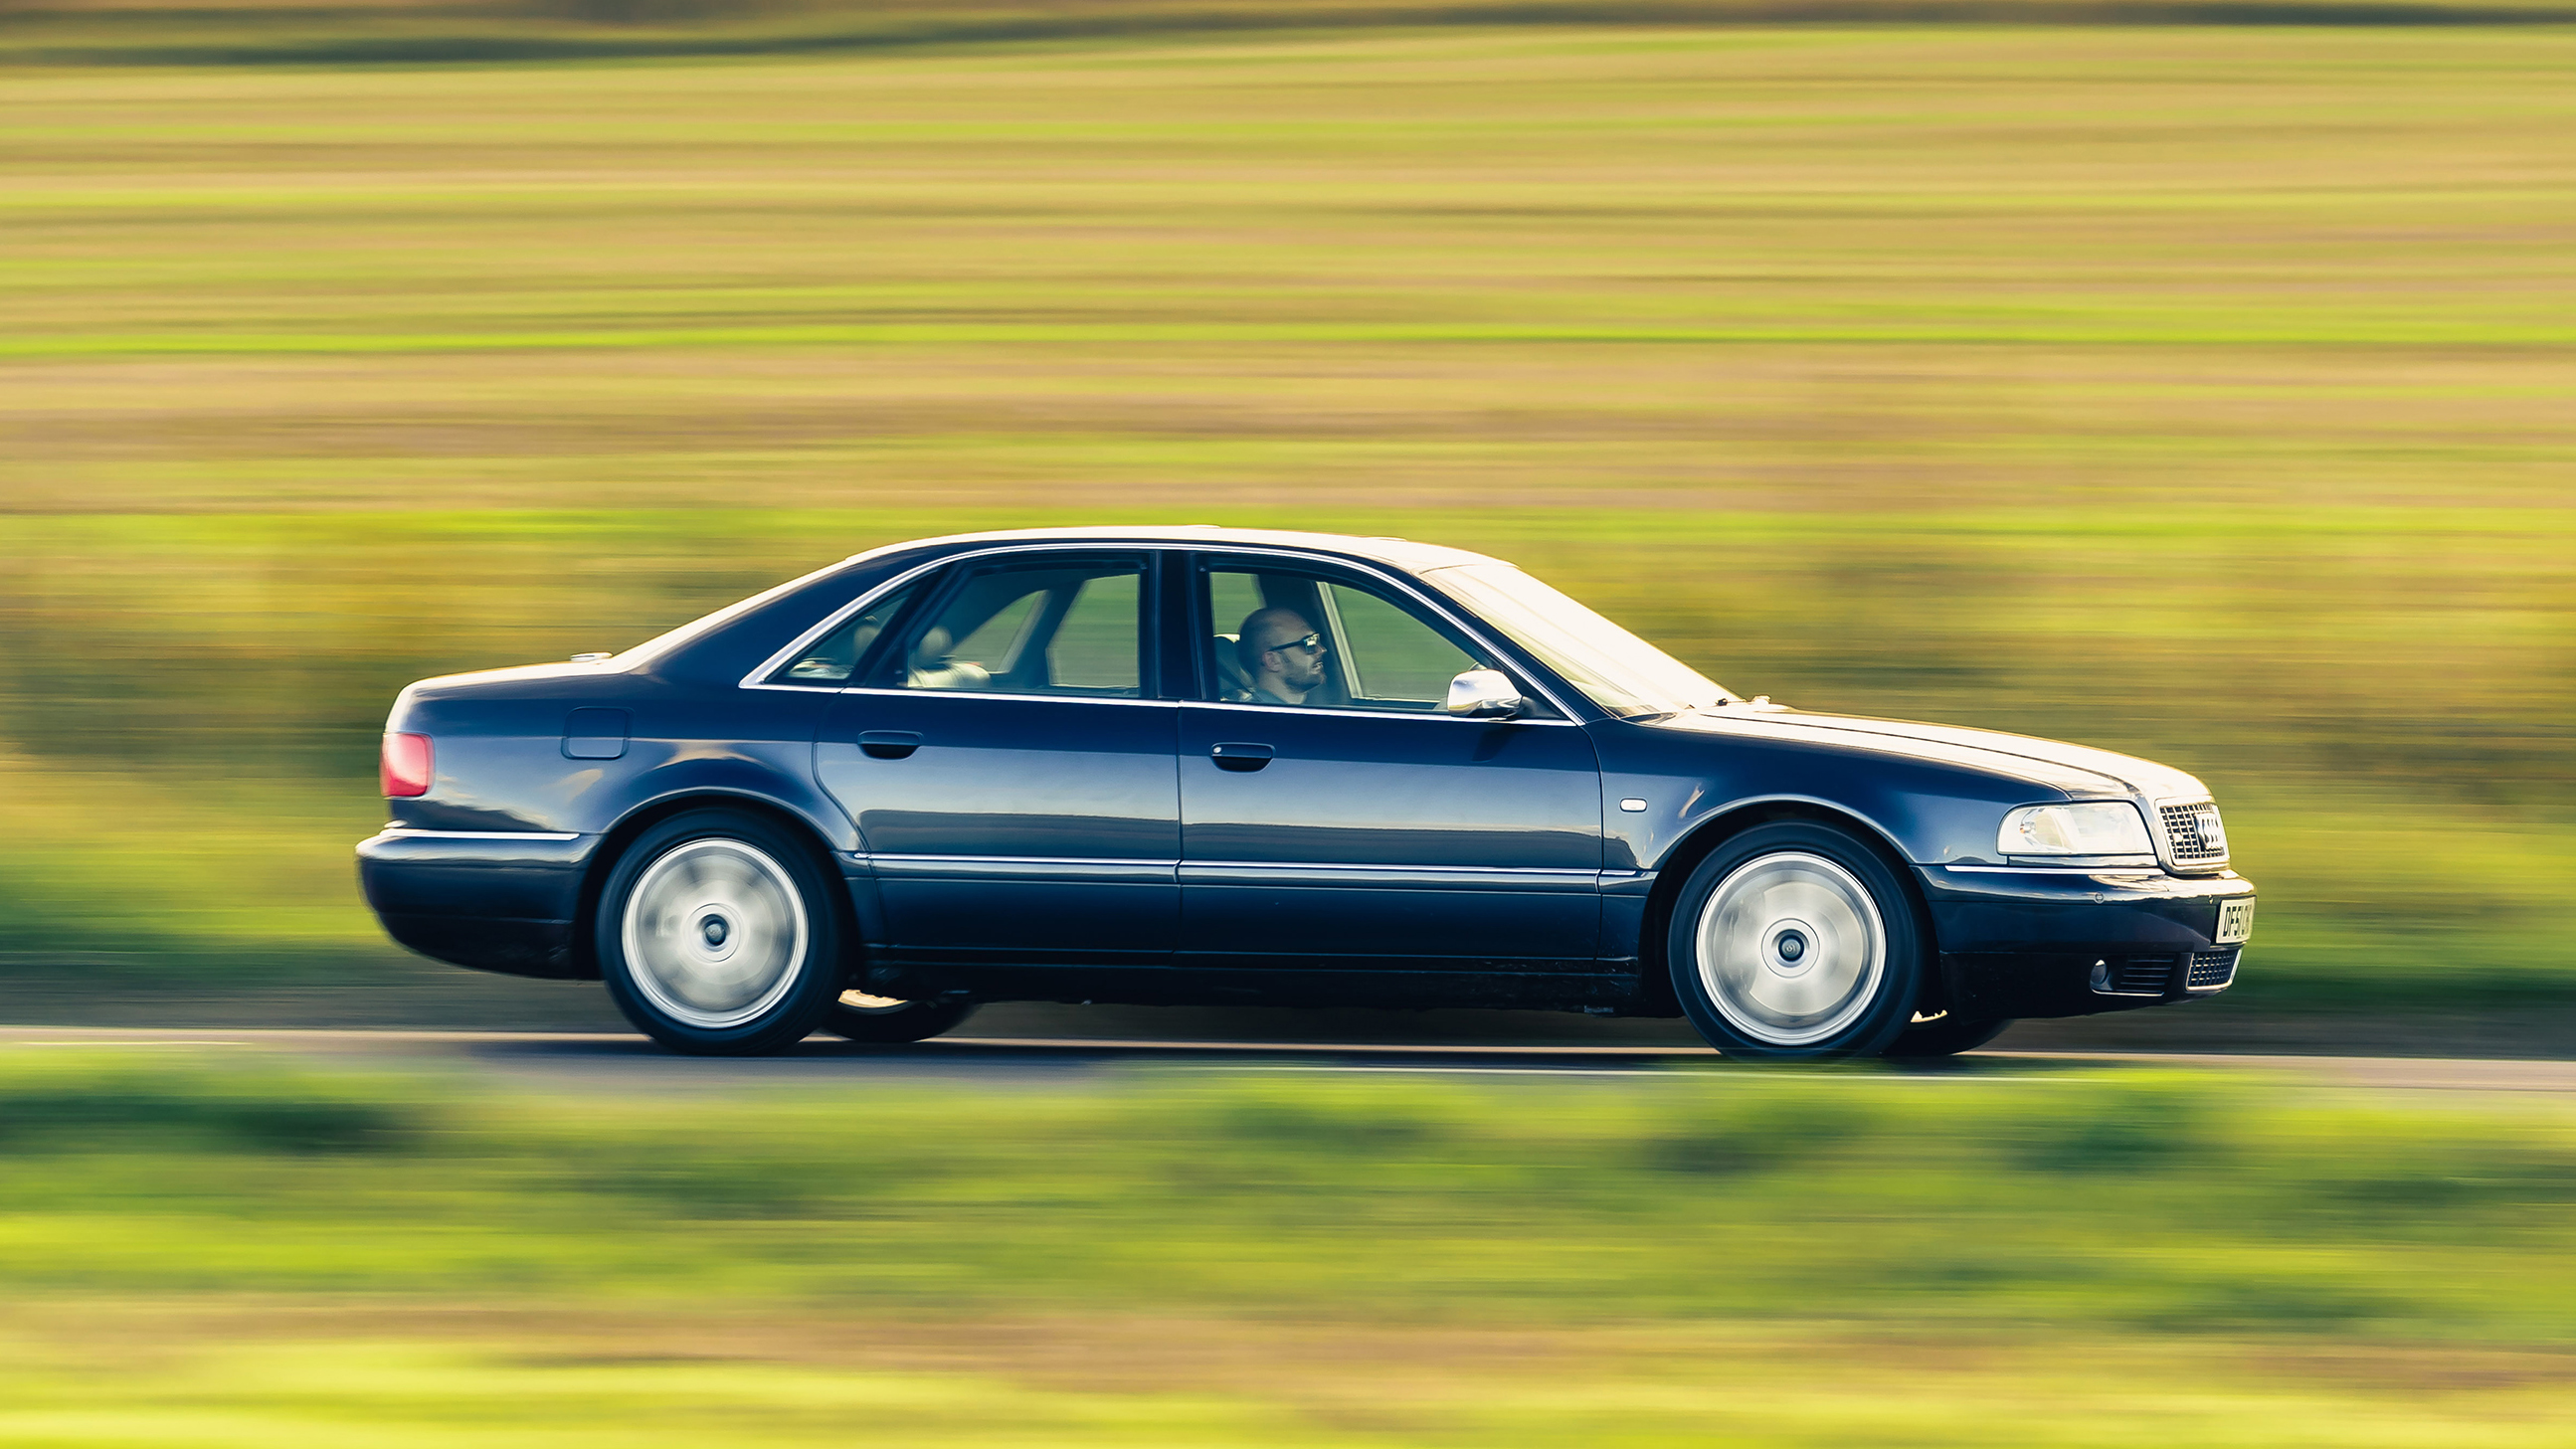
7, 1025, 2576, 1095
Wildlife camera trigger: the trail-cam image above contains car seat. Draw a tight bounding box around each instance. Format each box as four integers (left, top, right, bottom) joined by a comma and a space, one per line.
1211, 633, 1256, 701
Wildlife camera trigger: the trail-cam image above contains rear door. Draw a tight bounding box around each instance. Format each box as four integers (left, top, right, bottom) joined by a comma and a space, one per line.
816, 550, 1180, 964
1178, 553, 1604, 971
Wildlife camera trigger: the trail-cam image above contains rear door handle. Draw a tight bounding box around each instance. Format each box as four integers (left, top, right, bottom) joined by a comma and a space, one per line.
858, 730, 922, 760
1210, 741, 1275, 772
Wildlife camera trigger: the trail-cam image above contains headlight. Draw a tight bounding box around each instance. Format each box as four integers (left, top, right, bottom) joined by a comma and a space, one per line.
1999, 802, 2152, 857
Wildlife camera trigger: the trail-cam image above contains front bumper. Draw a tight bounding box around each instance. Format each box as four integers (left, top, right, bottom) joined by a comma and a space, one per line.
356, 828, 599, 980
1917, 864, 2256, 1020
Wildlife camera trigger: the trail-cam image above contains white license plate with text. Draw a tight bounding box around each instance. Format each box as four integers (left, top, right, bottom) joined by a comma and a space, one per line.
2215, 898, 2256, 945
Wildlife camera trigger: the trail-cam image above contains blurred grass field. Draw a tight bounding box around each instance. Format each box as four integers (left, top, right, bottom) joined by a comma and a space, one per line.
2, 1052, 2575, 1443
3, 24, 2572, 1026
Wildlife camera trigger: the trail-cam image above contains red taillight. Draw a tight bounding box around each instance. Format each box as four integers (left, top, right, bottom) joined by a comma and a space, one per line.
381, 732, 433, 798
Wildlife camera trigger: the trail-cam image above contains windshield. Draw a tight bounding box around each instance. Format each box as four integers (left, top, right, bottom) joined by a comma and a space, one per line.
1423, 563, 1733, 719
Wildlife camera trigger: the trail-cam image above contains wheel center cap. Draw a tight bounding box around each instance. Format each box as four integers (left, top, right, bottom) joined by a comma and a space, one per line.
1762, 918, 1820, 976
687, 903, 743, 965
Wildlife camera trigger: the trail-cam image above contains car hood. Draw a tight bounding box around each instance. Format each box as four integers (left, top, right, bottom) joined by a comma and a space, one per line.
1647, 707, 2210, 801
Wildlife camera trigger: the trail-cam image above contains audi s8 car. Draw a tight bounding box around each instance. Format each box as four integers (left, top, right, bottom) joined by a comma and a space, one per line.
358, 526, 2254, 1057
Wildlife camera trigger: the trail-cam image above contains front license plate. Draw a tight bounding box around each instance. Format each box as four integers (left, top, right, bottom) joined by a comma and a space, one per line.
2214, 898, 2256, 945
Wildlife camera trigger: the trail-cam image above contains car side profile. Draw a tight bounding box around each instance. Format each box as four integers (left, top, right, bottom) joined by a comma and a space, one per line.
358, 527, 2255, 1058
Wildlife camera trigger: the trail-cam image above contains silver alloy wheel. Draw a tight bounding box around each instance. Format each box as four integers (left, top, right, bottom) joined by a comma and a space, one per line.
620, 837, 811, 1029
1693, 850, 1887, 1047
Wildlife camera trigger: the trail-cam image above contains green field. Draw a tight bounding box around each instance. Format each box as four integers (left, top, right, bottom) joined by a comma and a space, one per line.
0, 1051, 2571, 1444
3, 24, 2572, 1025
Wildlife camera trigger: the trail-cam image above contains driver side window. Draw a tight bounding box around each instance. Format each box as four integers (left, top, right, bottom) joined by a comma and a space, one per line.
1202, 563, 1501, 713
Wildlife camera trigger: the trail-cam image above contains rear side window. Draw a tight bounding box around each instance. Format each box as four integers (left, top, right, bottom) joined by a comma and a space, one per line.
772, 579, 924, 685
876, 560, 1146, 698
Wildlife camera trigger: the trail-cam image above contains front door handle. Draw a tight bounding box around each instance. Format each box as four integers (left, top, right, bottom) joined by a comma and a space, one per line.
858, 730, 922, 760
1210, 741, 1275, 772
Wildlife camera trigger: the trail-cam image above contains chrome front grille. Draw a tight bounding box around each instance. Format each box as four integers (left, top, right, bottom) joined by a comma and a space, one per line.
2187, 949, 2239, 991
2159, 801, 2229, 866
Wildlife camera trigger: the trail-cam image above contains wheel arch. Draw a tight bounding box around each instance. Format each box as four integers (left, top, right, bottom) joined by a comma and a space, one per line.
572, 788, 857, 982
1635, 798, 1943, 1017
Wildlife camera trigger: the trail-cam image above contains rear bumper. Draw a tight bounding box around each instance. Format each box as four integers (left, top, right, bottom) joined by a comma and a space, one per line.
1917, 865, 2256, 1020
356, 828, 599, 980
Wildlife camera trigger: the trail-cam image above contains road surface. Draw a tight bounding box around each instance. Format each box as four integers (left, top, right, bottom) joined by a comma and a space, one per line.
6, 1025, 2575, 1095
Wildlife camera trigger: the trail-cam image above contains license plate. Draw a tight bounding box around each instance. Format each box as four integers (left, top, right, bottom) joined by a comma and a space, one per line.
2214, 898, 2256, 945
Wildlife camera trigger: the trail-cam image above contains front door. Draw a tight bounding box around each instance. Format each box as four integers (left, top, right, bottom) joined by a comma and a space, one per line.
816, 552, 1179, 964
1179, 555, 1603, 970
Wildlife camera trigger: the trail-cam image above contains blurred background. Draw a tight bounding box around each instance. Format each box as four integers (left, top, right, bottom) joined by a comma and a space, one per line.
4, 0, 2570, 1042
4, 5, 2576, 1441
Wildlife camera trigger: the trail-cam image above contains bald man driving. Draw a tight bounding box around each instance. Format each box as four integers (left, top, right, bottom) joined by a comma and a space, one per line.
1236, 607, 1329, 705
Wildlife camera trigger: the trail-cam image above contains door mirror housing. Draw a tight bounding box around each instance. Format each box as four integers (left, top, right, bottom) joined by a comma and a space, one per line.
1443, 669, 1525, 720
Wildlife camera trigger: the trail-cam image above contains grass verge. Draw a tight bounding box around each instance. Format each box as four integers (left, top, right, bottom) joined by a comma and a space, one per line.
3, 1053, 2575, 1443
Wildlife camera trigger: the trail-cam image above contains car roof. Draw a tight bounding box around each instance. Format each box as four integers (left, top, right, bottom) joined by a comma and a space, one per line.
853, 526, 1504, 575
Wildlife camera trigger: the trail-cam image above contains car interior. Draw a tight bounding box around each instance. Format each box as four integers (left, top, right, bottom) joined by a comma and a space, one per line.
882, 563, 1145, 698
1202, 565, 1498, 713
778, 554, 1519, 712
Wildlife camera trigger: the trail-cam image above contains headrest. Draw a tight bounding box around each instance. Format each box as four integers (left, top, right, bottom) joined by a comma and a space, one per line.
1211, 634, 1253, 693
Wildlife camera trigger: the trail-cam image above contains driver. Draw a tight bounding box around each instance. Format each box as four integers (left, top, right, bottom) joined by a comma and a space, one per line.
1236, 607, 1328, 705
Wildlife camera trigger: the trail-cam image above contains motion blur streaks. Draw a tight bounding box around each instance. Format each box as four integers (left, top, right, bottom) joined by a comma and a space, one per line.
4, 18, 2573, 1442
5, 1051, 2576, 1442
2, 28, 2572, 1016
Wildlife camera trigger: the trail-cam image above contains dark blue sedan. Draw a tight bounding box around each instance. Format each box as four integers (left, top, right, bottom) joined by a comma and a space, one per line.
358, 527, 2255, 1057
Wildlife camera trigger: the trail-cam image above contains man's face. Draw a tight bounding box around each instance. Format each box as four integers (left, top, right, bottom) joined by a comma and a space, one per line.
1262, 619, 1327, 689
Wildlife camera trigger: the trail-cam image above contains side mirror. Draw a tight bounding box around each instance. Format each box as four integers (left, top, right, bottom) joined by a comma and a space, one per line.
1443, 668, 1525, 720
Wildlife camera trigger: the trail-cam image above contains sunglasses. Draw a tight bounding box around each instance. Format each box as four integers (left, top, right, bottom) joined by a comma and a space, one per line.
1271, 633, 1327, 654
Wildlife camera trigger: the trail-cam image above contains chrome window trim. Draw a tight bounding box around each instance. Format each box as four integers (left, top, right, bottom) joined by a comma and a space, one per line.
833, 687, 1177, 709
377, 827, 583, 842
1185, 544, 1586, 722
1186, 699, 1580, 726
736, 542, 1154, 693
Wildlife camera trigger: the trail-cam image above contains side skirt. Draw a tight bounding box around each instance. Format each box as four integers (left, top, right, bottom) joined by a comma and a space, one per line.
857, 962, 1664, 1015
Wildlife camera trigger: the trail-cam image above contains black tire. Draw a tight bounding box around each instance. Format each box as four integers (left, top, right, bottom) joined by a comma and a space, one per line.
1666, 820, 1929, 1061
1886, 1012, 2012, 1058
827, 994, 979, 1044
596, 809, 847, 1056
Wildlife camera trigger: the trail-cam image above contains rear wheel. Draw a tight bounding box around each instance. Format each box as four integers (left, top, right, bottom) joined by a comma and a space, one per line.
1667, 820, 1928, 1061
827, 992, 979, 1044
597, 810, 845, 1056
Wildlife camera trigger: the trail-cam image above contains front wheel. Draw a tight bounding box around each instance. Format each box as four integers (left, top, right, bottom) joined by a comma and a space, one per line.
1667, 820, 1929, 1061
597, 810, 846, 1056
